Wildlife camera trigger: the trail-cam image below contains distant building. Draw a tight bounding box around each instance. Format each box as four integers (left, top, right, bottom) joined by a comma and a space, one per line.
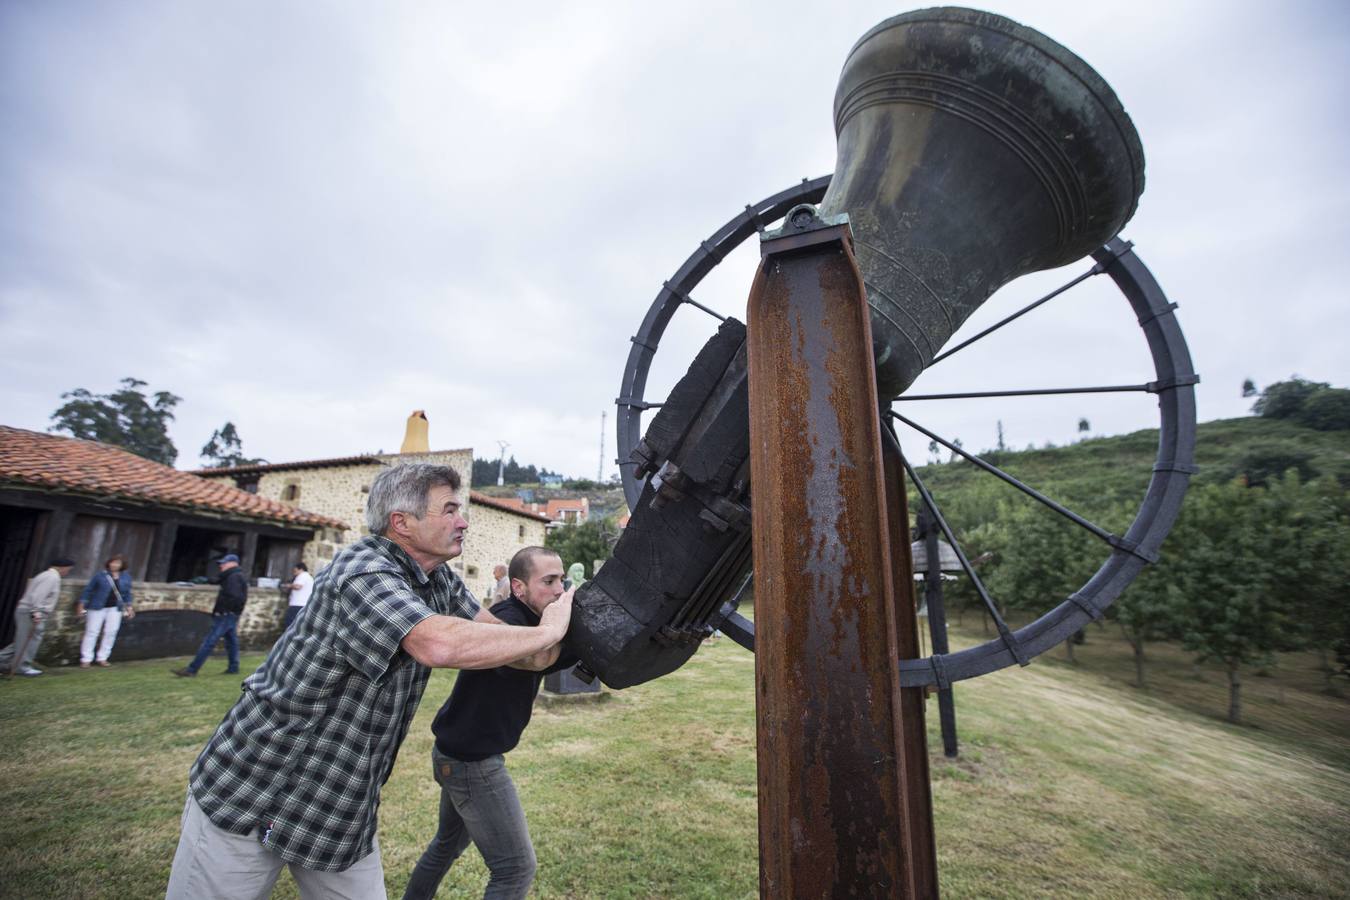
490, 495, 590, 532
196, 414, 550, 601
0, 425, 344, 657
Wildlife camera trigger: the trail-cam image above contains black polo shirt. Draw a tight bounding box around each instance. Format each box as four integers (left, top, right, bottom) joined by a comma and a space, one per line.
431, 595, 577, 761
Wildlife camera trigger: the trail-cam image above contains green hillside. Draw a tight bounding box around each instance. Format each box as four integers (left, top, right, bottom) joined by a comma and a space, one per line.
911, 414, 1350, 532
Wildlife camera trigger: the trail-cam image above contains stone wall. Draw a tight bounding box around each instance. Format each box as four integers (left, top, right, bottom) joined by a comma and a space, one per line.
461, 504, 549, 601
36, 579, 288, 666
221, 450, 475, 574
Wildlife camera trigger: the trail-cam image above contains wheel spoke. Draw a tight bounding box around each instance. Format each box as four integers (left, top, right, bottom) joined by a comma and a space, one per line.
663, 280, 727, 322
923, 263, 1099, 371
890, 410, 1119, 548
894, 383, 1155, 402
881, 422, 1028, 667
615, 396, 663, 411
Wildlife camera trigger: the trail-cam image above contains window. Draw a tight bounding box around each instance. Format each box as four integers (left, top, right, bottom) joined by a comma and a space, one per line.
518, 524, 526, 539
281, 484, 301, 503
237, 477, 259, 494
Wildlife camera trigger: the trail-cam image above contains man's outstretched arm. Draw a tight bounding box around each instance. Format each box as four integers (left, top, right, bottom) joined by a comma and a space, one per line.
403, 589, 572, 669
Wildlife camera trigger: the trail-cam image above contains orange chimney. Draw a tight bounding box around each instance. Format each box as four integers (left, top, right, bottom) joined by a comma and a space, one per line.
400, 410, 430, 454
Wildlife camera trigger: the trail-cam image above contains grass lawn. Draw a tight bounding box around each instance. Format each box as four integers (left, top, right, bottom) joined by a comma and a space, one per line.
2, 623, 1348, 898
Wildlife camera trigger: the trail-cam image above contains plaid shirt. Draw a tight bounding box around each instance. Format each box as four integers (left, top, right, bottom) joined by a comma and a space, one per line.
188, 535, 480, 871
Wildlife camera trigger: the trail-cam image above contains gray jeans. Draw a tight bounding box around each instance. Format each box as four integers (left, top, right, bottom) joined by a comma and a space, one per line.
402, 749, 536, 900
0, 607, 46, 671
166, 791, 387, 899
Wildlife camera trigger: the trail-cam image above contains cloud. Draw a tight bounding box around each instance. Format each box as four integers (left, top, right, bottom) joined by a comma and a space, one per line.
2, 0, 1348, 485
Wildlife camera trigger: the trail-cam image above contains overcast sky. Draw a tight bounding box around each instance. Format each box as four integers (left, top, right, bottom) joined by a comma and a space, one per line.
3, 1, 1348, 487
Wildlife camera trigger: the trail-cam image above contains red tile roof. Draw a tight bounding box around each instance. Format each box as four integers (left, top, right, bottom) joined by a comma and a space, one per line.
469, 492, 552, 522
0, 426, 345, 529
193, 448, 472, 478
545, 498, 589, 519
194, 454, 384, 476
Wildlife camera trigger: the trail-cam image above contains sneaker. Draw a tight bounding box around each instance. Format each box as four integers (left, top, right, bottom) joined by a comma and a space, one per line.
18, 665, 42, 677
80, 662, 91, 669
96, 661, 111, 668
172, 667, 197, 677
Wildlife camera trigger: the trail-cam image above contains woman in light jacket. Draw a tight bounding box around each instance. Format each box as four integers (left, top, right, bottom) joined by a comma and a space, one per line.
76, 554, 135, 667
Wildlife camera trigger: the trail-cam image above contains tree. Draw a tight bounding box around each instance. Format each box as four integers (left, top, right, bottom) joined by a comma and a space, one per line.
984, 501, 1100, 662
1077, 417, 1091, 437
927, 440, 941, 465
49, 377, 181, 466
1295, 388, 1350, 431
996, 420, 1007, 452
545, 520, 616, 578
1252, 376, 1328, 419
1169, 480, 1306, 724
200, 422, 267, 468
1115, 501, 1183, 688
1241, 378, 1257, 398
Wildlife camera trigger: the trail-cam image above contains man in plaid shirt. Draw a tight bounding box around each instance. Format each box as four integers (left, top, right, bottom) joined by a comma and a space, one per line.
166, 463, 573, 899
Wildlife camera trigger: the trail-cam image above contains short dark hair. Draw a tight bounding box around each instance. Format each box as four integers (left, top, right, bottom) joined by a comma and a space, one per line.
104, 554, 126, 571
49, 557, 75, 568
293, 562, 308, 572
508, 546, 560, 584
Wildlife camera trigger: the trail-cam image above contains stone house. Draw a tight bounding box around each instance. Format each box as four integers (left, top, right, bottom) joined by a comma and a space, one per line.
0, 425, 346, 662
198, 447, 551, 603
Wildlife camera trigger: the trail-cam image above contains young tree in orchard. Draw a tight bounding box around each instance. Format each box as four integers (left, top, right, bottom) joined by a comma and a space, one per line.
49, 377, 181, 466
1116, 501, 1186, 688
200, 422, 267, 468
984, 501, 1100, 662
1170, 480, 1305, 724
1263, 475, 1350, 691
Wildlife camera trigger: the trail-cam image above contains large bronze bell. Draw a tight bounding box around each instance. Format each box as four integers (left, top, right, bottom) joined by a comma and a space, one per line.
821, 7, 1144, 398
566, 7, 1145, 688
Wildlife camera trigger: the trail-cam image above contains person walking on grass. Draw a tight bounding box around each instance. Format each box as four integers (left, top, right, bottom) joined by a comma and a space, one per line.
173, 553, 247, 677
403, 546, 578, 900
165, 464, 573, 899
76, 553, 135, 668
0, 557, 75, 677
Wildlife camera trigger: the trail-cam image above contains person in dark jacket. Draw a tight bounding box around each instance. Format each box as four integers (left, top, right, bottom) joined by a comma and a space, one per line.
76, 553, 135, 668
402, 546, 578, 900
174, 554, 249, 677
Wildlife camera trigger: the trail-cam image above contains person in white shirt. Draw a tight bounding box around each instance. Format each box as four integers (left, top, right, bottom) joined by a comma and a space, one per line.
491, 564, 510, 603
281, 563, 315, 630
1, 557, 76, 676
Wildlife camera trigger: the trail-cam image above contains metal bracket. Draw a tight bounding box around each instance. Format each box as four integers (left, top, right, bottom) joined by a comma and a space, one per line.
649, 461, 690, 509
930, 653, 951, 691
1107, 534, 1161, 564
1068, 591, 1105, 621
616, 396, 659, 411
1136, 302, 1179, 327
1145, 373, 1200, 393
760, 204, 852, 256
1090, 239, 1134, 273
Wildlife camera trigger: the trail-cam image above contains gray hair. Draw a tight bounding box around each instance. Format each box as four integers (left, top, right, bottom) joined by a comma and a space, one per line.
365, 463, 462, 536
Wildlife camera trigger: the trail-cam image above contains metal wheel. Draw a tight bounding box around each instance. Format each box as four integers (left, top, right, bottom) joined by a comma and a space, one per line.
615, 177, 1198, 687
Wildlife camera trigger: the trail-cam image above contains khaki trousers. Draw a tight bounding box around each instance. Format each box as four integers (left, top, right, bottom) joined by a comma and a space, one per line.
165, 791, 387, 900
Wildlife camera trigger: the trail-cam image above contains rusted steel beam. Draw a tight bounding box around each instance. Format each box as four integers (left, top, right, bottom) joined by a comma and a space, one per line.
747, 211, 938, 898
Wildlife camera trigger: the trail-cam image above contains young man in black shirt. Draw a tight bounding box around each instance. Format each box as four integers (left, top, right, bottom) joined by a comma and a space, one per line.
403, 545, 578, 900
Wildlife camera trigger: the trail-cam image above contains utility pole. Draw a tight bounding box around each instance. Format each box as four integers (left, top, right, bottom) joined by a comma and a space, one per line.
598, 411, 606, 482
496, 440, 510, 487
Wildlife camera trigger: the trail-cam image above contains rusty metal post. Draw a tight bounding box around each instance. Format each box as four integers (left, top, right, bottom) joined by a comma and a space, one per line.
747, 206, 938, 898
